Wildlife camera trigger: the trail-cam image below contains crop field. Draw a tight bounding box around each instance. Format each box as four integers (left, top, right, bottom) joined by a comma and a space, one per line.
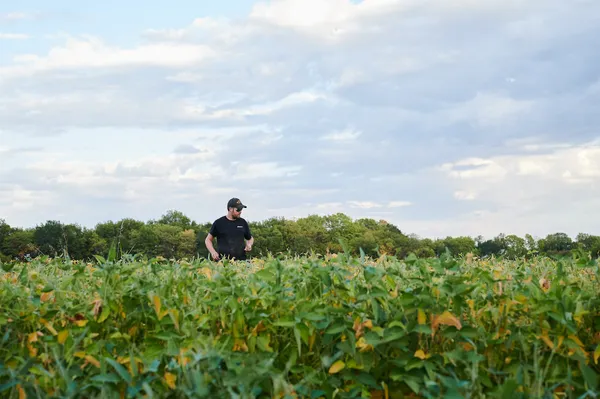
1, 253, 599, 398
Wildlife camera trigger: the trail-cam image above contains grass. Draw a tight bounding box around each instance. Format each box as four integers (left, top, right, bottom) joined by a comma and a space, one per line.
0, 251, 599, 398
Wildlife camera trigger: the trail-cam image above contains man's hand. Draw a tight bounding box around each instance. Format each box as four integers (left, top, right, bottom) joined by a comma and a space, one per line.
210, 251, 220, 261
244, 243, 252, 252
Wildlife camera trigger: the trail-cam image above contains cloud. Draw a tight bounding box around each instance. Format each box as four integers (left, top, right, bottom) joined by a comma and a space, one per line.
0, 36, 216, 79
0, 33, 29, 40
388, 201, 412, 208
173, 144, 204, 154
320, 128, 361, 142
1, 0, 599, 240
0, 12, 33, 21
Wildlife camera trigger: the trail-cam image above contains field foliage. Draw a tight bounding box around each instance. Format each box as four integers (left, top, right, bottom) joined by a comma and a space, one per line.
1, 252, 599, 398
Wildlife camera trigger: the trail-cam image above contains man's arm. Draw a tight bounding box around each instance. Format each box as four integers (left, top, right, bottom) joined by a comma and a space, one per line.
245, 235, 254, 252
244, 221, 254, 252
205, 233, 220, 260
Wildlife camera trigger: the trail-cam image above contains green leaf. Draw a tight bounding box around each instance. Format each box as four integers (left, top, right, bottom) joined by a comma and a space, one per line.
257, 335, 273, 352
105, 358, 132, 384
97, 307, 110, 323
404, 377, 421, 394
354, 372, 378, 388
501, 379, 519, 399
90, 374, 121, 383
0, 381, 18, 393
107, 240, 117, 262
579, 362, 598, 390
311, 390, 326, 399
93, 255, 106, 264
294, 326, 302, 357
325, 323, 347, 335
273, 320, 296, 327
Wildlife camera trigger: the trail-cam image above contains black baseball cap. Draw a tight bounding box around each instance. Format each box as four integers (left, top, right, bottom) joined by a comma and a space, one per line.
227, 198, 247, 210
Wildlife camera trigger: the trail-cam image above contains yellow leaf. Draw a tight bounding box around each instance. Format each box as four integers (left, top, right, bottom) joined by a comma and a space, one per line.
58, 330, 69, 344
152, 294, 161, 318
328, 360, 345, 374
85, 355, 101, 368
418, 309, 426, 325
515, 294, 528, 304
40, 291, 53, 302
74, 319, 88, 327
169, 309, 180, 331
539, 334, 554, 349
42, 320, 57, 336
432, 311, 462, 331
232, 339, 248, 352
17, 384, 26, 399
594, 345, 600, 365
74, 351, 86, 358
568, 335, 585, 348
165, 372, 177, 389
356, 337, 373, 352
414, 349, 431, 360
309, 332, 316, 352
466, 299, 475, 311
28, 332, 39, 343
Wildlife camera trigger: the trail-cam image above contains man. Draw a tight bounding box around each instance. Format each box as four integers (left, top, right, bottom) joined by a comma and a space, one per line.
205, 198, 254, 261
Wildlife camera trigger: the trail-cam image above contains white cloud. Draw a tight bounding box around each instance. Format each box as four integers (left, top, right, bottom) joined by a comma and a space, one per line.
388, 201, 412, 208
442, 92, 535, 128
230, 162, 303, 180
320, 128, 361, 141
348, 201, 381, 209
0, 36, 216, 78
440, 158, 508, 180
0, 12, 32, 21
454, 191, 476, 201
0, 33, 29, 40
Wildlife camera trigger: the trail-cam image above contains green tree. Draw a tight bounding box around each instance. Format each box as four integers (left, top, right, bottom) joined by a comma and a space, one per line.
2, 229, 36, 260
504, 234, 527, 259
177, 229, 197, 259
575, 233, 600, 258
34, 220, 65, 256
155, 210, 195, 230
95, 218, 145, 258
538, 233, 573, 256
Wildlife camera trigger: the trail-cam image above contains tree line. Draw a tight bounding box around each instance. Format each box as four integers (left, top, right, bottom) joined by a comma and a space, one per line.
1, 210, 598, 262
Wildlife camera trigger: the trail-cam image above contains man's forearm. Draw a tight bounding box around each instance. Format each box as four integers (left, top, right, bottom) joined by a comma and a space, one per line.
205, 237, 216, 253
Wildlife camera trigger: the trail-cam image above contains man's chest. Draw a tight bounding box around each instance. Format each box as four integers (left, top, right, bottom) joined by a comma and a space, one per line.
218, 222, 245, 236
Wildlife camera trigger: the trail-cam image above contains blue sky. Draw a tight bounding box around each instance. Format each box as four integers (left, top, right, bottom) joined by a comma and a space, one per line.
1, 0, 600, 239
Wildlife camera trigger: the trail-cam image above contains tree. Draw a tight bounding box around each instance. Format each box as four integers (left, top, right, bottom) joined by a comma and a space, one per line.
575, 233, 600, 258
539, 233, 573, 256
2, 229, 36, 260
95, 218, 145, 258
34, 220, 65, 256
504, 234, 527, 259
177, 229, 197, 259
155, 210, 195, 230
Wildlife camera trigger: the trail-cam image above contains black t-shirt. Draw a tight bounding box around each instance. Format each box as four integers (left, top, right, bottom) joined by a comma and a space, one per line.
209, 216, 252, 260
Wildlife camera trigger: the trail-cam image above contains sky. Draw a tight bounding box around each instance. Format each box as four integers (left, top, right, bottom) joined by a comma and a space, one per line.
1, 0, 600, 240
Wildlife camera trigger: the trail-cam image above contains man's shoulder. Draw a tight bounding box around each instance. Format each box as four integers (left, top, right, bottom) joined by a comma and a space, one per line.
213, 216, 228, 223
238, 217, 250, 226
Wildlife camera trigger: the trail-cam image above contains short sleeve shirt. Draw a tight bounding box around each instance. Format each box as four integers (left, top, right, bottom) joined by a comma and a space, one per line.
209, 216, 252, 260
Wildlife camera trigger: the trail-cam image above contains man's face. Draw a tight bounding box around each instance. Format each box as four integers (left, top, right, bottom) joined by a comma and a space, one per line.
231, 207, 243, 218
